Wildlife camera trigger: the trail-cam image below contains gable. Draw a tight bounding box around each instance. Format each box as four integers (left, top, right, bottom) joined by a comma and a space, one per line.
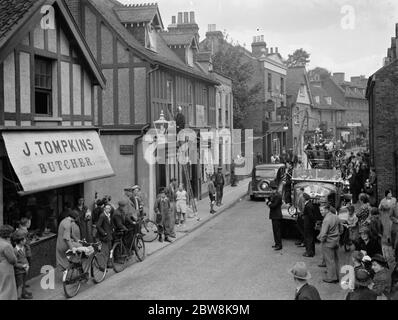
0, 0, 105, 88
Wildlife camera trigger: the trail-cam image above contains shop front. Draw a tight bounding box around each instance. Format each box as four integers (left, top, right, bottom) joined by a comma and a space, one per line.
0, 129, 114, 279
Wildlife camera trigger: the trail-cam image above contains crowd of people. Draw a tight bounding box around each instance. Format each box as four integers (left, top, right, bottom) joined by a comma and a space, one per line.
266, 147, 398, 300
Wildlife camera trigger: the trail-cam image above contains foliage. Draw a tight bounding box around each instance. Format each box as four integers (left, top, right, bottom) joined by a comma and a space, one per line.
309, 67, 332, 80
286, 48, 311, 68
203, 37, 262, 129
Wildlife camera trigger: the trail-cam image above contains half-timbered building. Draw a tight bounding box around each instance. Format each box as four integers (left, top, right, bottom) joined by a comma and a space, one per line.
65, 0, 219, 212
0, 0, 113, 277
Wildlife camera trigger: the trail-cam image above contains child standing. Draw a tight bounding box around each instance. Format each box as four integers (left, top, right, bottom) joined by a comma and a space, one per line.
346, 205, 359, 245
208, 175, 217, 214
11, 230, 32, 300
176, 184, 188, 226
154, 188, 172, 243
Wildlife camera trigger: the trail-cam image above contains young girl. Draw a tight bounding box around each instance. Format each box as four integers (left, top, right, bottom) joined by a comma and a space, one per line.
346, 205, 359, 245
176, 184, 188, 226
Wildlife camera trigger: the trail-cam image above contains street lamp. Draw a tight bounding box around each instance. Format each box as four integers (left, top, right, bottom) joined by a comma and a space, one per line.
283, 123, 289, 131
153, 110, 170, 144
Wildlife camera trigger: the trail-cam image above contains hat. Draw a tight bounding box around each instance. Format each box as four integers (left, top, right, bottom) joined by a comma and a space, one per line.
118, 200, 128, 207
288, 262, 311, 280
359, 226, 369, 234
371, 254, 389, 269
0, 225, 15, 239
355, 268, 372, 287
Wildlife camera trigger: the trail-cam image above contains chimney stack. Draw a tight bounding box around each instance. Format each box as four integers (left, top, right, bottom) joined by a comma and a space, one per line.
190, 11, 195, 23
270, 48, 274, 54
178, 12, 183, 24
332, 72, 345, 84
251, 34, 267, 58
172, 16, 176, 24
208, 24, 216, 32
184, 12, 189, 23
275, 47, 278, 53
396, 23, 398, 37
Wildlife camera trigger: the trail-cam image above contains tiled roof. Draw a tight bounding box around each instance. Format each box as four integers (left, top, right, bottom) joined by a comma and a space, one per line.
0, 0, 42, 44
286, 66, 314, 106
88, 0, 217, 84
160, 32, 196, 46
310, 85, 345, 110
114, 3, 162, 26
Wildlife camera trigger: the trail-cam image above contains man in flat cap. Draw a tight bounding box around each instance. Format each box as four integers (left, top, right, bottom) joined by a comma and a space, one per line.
266, 181, 283, 251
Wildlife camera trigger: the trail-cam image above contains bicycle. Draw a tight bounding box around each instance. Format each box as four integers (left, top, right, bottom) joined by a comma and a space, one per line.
110, 222, 146, 273
139, 213, 159, 243
62, 240, 107, 299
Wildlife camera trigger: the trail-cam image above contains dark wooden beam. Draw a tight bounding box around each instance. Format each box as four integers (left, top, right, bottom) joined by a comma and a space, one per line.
0, 62, 4, 126
15, 50, 21, 126
113, 36, 118, 126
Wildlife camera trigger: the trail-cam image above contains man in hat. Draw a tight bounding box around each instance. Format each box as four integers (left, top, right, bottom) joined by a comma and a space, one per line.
346, 268, 377, 300
371, 254, 392, 299
175, 106, 185, 134
112, 200, 135, 248
289, 262, 321, 300
124, 186, 143, 222
266, 181, 283, 251
11, 230, 32, 299
215, 167, 225, 206
302, 193, 316, 257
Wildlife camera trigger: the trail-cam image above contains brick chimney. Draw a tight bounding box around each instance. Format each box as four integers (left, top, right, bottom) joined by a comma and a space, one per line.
332, 72, 345, 84
168, 11, 199, 42
251, 35, 267, 58
203, 24, 224, 54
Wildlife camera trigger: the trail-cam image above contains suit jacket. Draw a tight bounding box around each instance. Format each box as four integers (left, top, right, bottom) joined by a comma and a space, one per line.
295, 284, 321, 300
303, 202, 317, 223
96, 213, 114, 242
14, 246, 28, 275
268, 192, 283, 220
112, 209, 134, 233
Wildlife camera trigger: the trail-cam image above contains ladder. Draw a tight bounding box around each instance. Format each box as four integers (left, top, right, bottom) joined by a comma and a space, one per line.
182, 163, 197, 214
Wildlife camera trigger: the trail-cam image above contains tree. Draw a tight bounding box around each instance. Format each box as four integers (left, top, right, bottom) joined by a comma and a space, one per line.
203, 37, 262, 129
309, 67, 331, 80
286, 48, 310, 68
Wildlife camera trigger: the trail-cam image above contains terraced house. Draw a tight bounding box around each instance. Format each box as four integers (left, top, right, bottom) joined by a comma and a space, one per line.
0, 0, 114, 278
64, 0, 220, 213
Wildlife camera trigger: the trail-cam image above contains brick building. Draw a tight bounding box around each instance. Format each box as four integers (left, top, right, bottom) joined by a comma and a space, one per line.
366, 24, 398, 201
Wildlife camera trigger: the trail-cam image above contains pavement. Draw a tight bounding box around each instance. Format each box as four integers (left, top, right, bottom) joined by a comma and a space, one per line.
27, 178, 251, 300
71, 194, 351, 300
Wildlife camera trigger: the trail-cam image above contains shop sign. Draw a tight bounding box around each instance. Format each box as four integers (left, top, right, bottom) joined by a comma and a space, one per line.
2, 130, 115, 194
120, 145, 134, 155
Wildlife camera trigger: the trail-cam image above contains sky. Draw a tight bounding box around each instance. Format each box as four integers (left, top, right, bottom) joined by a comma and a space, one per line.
119, 0, 398, 79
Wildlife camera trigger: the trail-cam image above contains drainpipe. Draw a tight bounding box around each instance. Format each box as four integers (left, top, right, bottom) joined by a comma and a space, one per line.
134, 123, 151, 184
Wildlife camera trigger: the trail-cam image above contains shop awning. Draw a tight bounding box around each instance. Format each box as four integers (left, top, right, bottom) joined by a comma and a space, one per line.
2, 130, 115, 195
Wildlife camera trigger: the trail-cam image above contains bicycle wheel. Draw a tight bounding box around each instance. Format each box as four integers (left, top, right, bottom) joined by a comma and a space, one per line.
91, 253, 107, 284
111, 242, 128, 273
133, 234, 146, 262
63, 267, 82, 299
141, 219, 158, 242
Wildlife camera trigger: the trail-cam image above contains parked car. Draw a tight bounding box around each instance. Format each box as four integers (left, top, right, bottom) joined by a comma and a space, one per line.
248, 164, 285, 200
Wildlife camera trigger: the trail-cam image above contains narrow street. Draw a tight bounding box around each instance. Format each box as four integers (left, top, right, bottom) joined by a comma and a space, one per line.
74, 197, 350, 300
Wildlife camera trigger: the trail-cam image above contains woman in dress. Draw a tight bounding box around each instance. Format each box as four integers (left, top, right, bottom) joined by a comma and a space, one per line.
0, 225, 18, 300
378, 190, 397, 266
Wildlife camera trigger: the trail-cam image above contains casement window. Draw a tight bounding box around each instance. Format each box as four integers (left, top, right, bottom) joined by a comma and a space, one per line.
280, 77, 285, 95
35, 57, 53, 116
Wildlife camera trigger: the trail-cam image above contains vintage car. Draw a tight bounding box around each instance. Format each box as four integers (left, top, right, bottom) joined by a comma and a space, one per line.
285, 168, 345, 218
248, 164, 285, 200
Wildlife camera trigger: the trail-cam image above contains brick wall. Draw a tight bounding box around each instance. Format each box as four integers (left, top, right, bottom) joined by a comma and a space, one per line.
370, 59, 398, 201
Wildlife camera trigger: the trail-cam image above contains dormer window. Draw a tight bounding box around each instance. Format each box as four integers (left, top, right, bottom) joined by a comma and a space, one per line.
326, 97, 332, 105
145, 23, 157, 52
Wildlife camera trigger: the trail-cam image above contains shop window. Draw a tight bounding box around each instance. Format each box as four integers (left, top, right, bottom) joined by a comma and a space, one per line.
35, 56, 53, 116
